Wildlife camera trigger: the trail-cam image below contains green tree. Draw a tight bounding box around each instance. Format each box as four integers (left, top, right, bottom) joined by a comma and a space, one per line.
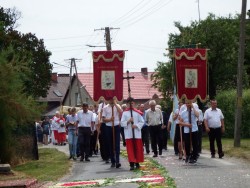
0, 6, 52, 98
0, 47, 42, 163
167, 13, 249, 99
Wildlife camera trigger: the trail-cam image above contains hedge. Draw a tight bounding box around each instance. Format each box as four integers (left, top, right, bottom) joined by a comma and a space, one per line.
216, 89, 250, 138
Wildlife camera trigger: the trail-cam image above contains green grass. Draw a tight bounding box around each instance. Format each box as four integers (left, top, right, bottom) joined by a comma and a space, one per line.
202, 136, 250, 162
11, 148, 71, 181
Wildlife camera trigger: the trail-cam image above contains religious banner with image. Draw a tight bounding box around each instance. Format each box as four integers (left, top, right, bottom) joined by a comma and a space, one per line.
174, 48, 208, 102
93, 50, 124, 102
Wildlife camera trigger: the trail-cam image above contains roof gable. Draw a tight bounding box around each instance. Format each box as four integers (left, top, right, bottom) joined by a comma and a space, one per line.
78, 72, 161, 100
38, 75, 70, 102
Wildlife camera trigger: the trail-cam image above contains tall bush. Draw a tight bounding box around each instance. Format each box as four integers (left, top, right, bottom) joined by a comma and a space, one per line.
216, 89, 250, 138
0, 48, 42, 164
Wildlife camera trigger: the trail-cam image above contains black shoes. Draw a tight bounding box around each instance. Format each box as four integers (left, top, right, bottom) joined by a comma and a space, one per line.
159, 150, 162, 156
189, 158, 197, 164
185, 156, 190, 163
116, 163, 121, 168
130, 166, 134, 170
219, 152, 224, 159
153, 154, 158, 157
68, 156, 72, 160
80, 157, 90, 161
135, 163, 140, 169
111, 163, 121, 168
211, 154, 215, 158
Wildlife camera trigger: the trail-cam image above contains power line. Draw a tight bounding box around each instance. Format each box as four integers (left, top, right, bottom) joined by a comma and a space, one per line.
109, 0, 152, 26
121, 0, 174, 28
116, 0, 165, 26
44, 34, 94, 41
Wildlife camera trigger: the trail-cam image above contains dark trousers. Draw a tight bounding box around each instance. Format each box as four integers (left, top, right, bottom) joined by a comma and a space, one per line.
141, 126, 150, 153
78, 127, 91, 159
162, 127, 168, 150
106, 125, 120, 164
90, 130, 98, 156
197, 123, 203, 153
184, 131, 198, 160
208, 127, 223, 155
99, 123, 109, 161
149, 125, 163, 155
120, 127, 126, 146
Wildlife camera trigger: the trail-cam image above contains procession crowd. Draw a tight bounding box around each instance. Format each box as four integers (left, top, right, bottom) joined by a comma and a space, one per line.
36, 97, 224, 170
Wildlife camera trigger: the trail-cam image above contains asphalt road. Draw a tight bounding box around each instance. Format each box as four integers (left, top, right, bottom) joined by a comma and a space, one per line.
42, 143, 250, 188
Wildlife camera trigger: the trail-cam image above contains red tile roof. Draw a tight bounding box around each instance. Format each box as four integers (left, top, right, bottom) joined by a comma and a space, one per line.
78, 72, 161, 100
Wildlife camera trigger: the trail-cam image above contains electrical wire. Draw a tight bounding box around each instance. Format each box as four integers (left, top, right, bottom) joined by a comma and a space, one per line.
44, 34, 94, 41
109, 0, 152, 26
120, 0, 174, 28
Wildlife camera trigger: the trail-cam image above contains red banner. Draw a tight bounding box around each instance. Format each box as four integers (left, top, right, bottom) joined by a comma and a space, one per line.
175, 48, 208, 102
93, 50, 124, 102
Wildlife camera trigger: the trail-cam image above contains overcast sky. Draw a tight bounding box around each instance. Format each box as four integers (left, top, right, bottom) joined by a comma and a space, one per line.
1, 0, 245, 74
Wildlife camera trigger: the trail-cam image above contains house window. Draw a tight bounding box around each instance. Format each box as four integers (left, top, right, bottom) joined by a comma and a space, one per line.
53, 90, 63, 97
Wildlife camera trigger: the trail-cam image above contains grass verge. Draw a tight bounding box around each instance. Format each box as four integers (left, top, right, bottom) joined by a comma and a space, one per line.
0, 148, 71, 182
202, 136, 250, 162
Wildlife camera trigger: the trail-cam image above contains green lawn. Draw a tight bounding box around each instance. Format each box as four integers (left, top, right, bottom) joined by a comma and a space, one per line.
0, 148, 71, 182
202, 136, 250, 162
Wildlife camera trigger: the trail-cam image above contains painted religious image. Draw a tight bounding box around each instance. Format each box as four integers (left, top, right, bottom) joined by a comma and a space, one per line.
185, 69, 198, 88
101, 70, 115, 90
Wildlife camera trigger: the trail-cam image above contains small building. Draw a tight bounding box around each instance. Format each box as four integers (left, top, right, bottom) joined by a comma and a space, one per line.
38, 73, 70, 117
62, 68, 161, 107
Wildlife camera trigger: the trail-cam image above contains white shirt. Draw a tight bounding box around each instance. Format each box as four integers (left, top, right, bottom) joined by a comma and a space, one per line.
77, 110, 95, 127
121, 110, 144, 139
168, 112, 173, 124
204, 108, 224, 128
198, 109, 204, 122
58, 119, 66, 133
146, 108, 163, 126
51, 116, 60, 130
174, 108, 180, 124
102, 104, 121, 126
180, 109, 198, 133
179, 103, 199, 114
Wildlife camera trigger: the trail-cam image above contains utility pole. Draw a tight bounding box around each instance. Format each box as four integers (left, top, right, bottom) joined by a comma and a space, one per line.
94, 27, 120, 50
197, 0, 201, 22
234, 0, 247, 147
67, 58, 83, 106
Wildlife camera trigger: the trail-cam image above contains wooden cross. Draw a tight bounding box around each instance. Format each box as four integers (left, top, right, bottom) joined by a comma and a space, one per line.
123, 70, 135, 97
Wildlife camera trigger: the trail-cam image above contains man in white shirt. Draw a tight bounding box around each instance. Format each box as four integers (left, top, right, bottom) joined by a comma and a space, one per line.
146, 100, 163, 157
102, 97, 122, 168
179, 100, 199, 163
76, 103, 95, 162
204, 100, 225, 158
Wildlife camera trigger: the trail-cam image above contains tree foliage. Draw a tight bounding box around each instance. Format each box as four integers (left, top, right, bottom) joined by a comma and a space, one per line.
152, 13, 250, 100
0, 6, 51, 163
0, 47, 42, 163
0, 6, 53, 98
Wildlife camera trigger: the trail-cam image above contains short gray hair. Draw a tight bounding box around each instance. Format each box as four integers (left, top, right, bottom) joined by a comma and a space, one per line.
149, 100, 156, 106
155, 105, 161, 110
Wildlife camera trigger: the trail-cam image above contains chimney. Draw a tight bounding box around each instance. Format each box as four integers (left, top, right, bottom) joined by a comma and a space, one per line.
51, 73, 58, 82
141, 67, 148, 76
